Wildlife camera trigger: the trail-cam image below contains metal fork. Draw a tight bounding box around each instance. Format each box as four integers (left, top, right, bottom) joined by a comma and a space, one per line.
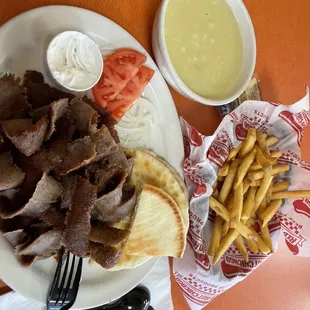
47, 247, 83, 310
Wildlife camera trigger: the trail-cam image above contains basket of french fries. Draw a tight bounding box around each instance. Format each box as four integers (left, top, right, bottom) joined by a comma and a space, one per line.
173, 90, 310, 310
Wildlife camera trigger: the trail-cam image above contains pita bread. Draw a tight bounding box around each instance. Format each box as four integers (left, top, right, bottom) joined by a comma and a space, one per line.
125, 148, 187, 194
125, 149, 189, 231
89, 252, 150, 271
105, 254, 151, 271
124, 184, 185, 258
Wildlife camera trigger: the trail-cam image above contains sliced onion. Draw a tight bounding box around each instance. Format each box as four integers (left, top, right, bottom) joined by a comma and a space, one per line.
116, 98, 158, 148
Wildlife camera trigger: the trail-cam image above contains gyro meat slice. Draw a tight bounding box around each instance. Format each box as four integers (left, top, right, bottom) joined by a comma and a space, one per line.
60, 174, 75, 211
0, 152, 25, 191
47, 137, 97, 175
64, 176, 97, 257
85, 157, 122, 193
104, 145, 130, 174
90, 205, 138, 270
0, 74, 32, 120
69, 97, 99, 135
82, 96, 116, 129
89, 223, 130, 246
45, 98, 69, 140
90, 125, 118, 162
1, 116, 49, 156
92, 171, 127, 222
52, 111, 76, 141
39, 205, 66, 229
3, 229, 28, 247
0, 173, 63, 219
32, 105, 50, 122
18, 173, 63, 218
0, 216, 32, 233
103, 184, 137, 224
18, 255, 37, 267
23, 70, 44, 84
23, 70, 74, 109
89, 242, 121, 269
17, 229, 62, 257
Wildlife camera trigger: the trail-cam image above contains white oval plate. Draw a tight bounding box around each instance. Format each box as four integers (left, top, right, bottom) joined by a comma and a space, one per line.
0, 5, 184, 309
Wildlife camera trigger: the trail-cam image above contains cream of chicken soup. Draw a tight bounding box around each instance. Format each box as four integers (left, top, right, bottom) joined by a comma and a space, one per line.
164, 0, 243, 99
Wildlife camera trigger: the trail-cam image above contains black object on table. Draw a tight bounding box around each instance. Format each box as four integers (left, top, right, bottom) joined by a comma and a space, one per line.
91, 286, 153, 310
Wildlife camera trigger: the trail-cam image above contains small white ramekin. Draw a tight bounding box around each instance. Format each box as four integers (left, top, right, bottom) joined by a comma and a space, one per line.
152, 0, 256, 106
46, 31, 103, 92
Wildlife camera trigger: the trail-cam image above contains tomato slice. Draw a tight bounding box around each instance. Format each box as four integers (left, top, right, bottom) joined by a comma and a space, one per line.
92, 49, 147, 107
106, 66, 155, 122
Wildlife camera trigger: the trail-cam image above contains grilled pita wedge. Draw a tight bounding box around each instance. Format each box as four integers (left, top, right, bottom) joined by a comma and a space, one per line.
125, 149, 189, 232
124, 184, 186, 258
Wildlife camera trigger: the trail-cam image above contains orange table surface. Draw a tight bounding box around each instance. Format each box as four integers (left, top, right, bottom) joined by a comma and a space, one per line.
1, 1, 310, 309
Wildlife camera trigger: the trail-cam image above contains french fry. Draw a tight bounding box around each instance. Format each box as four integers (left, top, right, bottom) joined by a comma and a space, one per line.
234, 148, 256, 189
247, 164, 290, 181
271, 164, 290, 175
213, 189, 219, 198
234, 235, 248, 262
249, 227, 270, 254
260, 221, 274, 253
209, 196, 231, 223
233, 221, 258, 242
266, 183, 273, 204
231, 183, 243, 225
247, 170, 264, 180
256, 147, 277, 168
221, 198, 233, 237
246, 239, 259, 254
212, 179, 218, 190
249, 162, 262, 171
227, 143, 242, 161
241, 186, 257, 221
266, 136, 278, 146
257, 131, 270, 156
243, 178, 250, 195
270, 151, 282, 159
218, 176, 225, 182
251, 212, 258, 221
249, 179, 262, 187
213, 229, 239, 264
239, 128, 257, 158
255, 167, 273, 209
218, 160, 240, 204
208, 216, 222, 255
248, 216, 257, 226
257, 196, 267, 214
272, 181, 290, 193
260, 199, 283, 227
218, 161, 230, 177
271, 190, 310, 200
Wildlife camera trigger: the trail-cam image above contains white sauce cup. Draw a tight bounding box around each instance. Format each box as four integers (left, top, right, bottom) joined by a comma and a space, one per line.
152, 0, 256, 106
47, 31, 103, 92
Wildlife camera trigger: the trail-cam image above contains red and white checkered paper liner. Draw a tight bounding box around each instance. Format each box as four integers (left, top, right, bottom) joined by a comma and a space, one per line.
173, 91, 310, 309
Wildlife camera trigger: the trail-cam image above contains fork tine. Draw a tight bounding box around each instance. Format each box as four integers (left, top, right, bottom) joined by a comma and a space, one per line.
61, 257, 83, 310
72, 257, 83, 290
59, 254, 76, 306
55, 252, 71, 305
47, 247, 65, 305
67, 258, 83, 303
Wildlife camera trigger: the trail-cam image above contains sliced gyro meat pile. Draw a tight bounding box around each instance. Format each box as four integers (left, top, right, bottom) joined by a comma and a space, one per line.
0, 70, 136, 269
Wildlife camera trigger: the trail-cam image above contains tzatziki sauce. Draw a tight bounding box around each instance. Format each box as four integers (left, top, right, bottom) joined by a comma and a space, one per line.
47, 31, 103, 91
